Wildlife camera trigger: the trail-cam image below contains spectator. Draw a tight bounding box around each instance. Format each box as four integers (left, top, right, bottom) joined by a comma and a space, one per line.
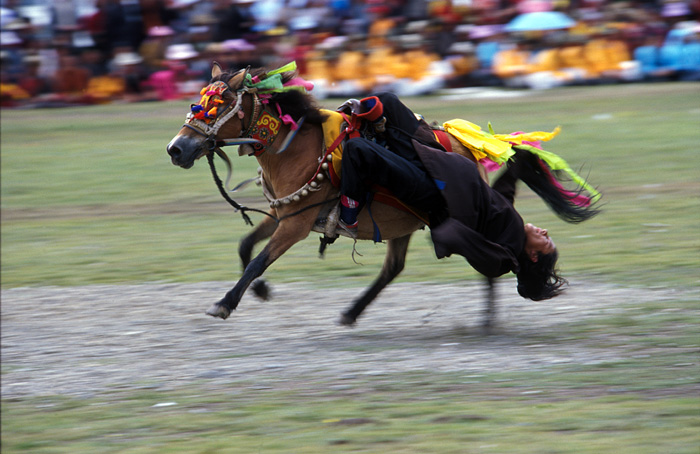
139, 25, 174, 72
109, 48, 152, 102
492, 40, 532, 86
0, 0, 694, 107
18, 54, 51, 99
164, 43, 202, 98
211, 0, 253, 42
51, 53, 93, 104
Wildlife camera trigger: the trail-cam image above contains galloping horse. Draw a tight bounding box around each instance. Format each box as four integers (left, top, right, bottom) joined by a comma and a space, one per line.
166, 63, 599, 327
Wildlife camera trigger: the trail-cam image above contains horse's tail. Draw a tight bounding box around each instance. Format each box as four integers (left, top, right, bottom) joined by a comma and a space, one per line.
510, 146, 601, 223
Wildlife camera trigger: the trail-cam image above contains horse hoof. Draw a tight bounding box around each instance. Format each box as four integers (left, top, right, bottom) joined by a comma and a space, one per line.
251, 279, 270, 301
338, 313, 356, 327
206, 304, 231, 320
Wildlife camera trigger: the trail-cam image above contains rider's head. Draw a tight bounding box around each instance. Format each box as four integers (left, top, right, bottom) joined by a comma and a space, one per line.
516, 223, 567, 300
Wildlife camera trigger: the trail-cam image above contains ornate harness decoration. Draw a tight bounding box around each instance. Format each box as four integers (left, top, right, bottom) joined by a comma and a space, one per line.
244, 110, 282, 155
180, 63, 333, 217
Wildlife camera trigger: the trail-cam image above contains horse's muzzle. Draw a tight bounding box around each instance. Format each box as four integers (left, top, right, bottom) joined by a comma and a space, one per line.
167, 135, 202, 169
167, 143, 193, 168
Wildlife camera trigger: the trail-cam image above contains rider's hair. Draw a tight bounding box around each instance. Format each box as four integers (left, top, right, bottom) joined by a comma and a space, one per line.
516, 250, 567, 300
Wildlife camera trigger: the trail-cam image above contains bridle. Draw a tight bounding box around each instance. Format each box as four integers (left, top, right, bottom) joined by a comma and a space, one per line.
175, 68, 336, 226
181, 78, 262, 155
176, 71, 273, 225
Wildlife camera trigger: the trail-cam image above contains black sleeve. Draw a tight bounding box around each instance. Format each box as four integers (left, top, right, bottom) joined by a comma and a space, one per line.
430, 218, 520, 277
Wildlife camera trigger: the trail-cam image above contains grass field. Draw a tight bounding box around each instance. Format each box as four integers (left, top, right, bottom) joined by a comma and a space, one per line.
2, 82, 699, 453
2, 83, 699, 288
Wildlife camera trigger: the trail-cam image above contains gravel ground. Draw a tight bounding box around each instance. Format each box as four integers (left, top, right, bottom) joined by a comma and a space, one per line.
0, 280, 690, 399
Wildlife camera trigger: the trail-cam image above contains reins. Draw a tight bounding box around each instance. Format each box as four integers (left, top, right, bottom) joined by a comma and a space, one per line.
208, 152, 339, 224
207, 152, 267, 226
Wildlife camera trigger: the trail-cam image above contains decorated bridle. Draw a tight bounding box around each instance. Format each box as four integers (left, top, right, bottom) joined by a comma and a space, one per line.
183, 63, 308, 156
182, 68, 260, 155
177, 62, 330, 226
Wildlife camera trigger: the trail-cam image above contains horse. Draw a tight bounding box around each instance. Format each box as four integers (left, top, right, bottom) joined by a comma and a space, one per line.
166, 63, 599, 328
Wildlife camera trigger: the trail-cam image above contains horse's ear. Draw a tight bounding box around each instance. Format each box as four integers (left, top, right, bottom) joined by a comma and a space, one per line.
227, 65, 251, 89
211, 61, 223, 79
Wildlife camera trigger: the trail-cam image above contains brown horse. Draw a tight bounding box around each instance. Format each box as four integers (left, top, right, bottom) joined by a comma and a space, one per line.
166, 64, 596, 327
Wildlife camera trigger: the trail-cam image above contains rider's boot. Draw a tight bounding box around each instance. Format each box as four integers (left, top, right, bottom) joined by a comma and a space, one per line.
338, 195, 359, 236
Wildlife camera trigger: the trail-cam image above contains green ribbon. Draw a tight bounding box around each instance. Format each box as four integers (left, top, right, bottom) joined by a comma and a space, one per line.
244, 62, 300, 93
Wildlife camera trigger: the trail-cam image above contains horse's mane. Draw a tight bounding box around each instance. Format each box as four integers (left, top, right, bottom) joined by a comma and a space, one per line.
216, 67, 328, 125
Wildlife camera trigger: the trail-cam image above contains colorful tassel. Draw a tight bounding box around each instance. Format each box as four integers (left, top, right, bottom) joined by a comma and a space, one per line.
517, 144, 601, 203
243, 61, 312, 94
442, 119, 515, 164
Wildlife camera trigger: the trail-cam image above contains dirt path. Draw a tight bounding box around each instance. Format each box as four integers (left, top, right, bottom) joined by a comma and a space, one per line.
0, 280, 690, 399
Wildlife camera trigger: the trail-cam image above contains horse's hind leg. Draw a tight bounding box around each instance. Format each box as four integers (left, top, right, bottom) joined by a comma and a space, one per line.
339, 234, 412, 326
239, 212, 278, 300
482, 277, 496, 334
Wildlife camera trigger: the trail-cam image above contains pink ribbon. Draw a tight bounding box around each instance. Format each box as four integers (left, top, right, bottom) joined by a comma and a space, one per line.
276, 103, 299, 130
283, 77, 314, 92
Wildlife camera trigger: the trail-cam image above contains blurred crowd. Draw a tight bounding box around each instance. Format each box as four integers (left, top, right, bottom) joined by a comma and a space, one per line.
1, 0, 699, 107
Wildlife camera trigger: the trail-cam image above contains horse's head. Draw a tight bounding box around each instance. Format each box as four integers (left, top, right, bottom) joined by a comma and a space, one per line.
166, 63, 252, 169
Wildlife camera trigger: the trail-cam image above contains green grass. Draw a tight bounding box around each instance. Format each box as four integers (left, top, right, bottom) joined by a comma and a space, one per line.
2, 83, 699, 289
3, 370, 699, 453
2, 83, 700, 453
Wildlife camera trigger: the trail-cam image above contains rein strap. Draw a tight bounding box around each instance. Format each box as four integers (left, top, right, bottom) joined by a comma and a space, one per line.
207, 152, 269, 226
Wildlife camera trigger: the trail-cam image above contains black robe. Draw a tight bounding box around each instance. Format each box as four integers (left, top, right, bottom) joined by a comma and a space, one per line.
340, 92, 525, 278
415, 139, 525, 278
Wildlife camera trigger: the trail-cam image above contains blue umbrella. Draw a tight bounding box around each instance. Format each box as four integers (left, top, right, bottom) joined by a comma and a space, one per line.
504, 11, 576, 32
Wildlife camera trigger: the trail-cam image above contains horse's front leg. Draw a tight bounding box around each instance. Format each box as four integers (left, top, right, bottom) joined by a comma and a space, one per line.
207, 218, 312, 320
339, 234, 412, 326
239, 211, 278, 300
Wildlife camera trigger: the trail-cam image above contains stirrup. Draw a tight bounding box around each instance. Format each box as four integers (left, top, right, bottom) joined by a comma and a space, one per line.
337, 219, 358, 238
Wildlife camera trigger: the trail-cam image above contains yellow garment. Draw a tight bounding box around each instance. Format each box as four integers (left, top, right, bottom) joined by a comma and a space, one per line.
320, 109, 347, 179
404, 50, 440, 80
529, 49, 574, 82
443, 120, 560, 165
334, 50, 364, 81
304, 51, 334, 82
322, 111, 563, 187
494, 127, 561, 145
367, 17, 396, 48
587, 39, 630, 73
333, 50, 374, 91
492, 48, 532, 78
366, 47, 406, 81
86, 76, 126, 101
558, 45, 593, 77
529, 49, 562, 73
0, 82, 30, 100
443, 119, 515, 164
449, 55, 477, 76
607, 40, 631, 68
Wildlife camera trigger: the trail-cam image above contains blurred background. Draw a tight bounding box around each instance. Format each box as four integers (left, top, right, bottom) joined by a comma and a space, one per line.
1, 0, 698, 107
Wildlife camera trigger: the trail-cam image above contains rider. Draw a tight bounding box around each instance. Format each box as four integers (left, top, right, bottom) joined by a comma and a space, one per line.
337, 92, 568, 301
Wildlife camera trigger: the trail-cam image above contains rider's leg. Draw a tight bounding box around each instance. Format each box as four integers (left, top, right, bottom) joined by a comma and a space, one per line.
340, 137, 443, 216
